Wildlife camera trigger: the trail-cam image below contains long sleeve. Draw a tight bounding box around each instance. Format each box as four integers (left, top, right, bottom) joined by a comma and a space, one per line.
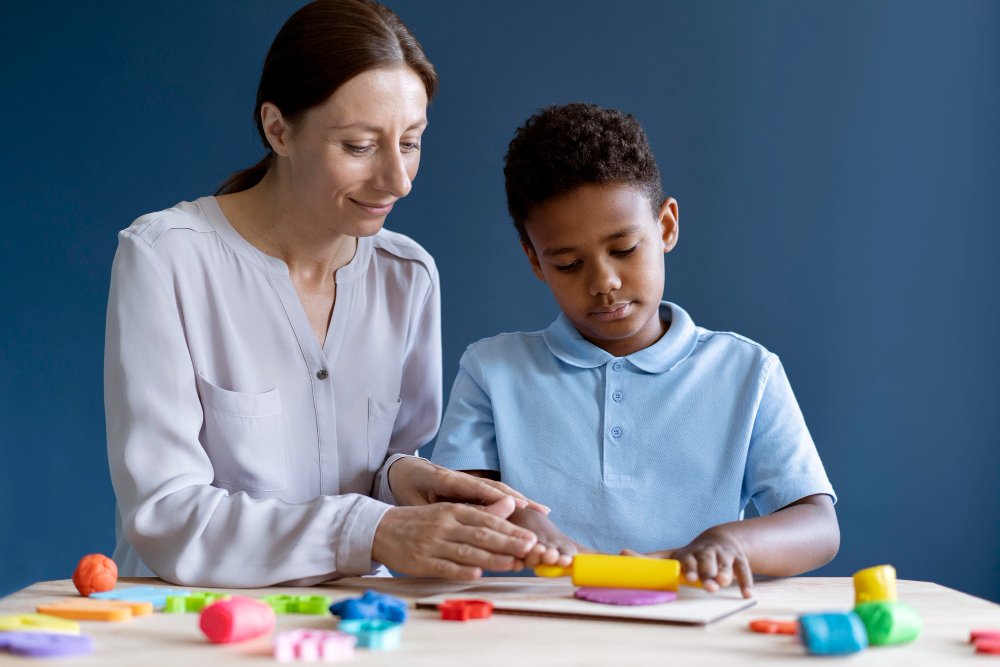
105, 231, 389, 587
372, 264, 442, 503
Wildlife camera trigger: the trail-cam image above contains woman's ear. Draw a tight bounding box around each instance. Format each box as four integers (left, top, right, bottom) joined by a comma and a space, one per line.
521, 240, 547, 282
658, 197, 680, 253
261, 102, 292, 157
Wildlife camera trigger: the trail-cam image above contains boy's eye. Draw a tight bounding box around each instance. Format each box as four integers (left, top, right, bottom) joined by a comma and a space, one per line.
611, 244, 639, 257
554, 260, 581, 272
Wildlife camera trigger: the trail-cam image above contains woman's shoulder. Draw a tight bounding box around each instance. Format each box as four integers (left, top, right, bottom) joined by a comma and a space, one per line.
371, 227, 437, 276
119, 198, 214, 249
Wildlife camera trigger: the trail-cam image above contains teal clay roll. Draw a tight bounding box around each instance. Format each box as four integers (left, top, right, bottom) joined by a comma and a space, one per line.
854, 601, 922, 645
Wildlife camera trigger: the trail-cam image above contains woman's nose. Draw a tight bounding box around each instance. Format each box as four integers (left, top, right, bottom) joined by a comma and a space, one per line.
373, 147, 412, 198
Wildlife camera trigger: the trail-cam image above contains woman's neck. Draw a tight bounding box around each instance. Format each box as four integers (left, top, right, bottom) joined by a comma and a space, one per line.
216, 170, 358, 279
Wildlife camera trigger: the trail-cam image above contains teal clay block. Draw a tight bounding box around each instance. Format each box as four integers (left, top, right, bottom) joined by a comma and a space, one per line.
854, 601, 922, 646
337, 619, 402, 650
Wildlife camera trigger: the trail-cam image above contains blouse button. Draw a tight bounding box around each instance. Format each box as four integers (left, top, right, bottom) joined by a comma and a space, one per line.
316, 369, 329, 380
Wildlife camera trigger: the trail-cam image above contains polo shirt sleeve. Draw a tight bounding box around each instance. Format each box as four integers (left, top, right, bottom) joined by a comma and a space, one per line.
430, 347, 501, 472
742, 354, 837, 516
105, 231, 389, 587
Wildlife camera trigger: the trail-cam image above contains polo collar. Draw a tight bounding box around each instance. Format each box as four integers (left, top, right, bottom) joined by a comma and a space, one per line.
542, 301, 699, 373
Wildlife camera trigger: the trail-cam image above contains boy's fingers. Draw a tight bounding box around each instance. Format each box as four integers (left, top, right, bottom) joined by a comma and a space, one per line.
697, 548, 719, 581
679, 553, 699, 581
714, 554, 735, 588
734, 557, 754, 598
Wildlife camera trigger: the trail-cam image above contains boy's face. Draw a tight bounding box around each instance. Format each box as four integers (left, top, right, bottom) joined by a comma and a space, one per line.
522, 183, 679, 358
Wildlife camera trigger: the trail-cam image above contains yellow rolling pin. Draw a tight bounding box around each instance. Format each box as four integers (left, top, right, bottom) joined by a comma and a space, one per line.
535, 554, 700, 591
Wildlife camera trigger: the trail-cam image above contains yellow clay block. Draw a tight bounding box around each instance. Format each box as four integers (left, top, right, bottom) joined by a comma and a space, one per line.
853, 564, 898, 605
0, 613, 81, 634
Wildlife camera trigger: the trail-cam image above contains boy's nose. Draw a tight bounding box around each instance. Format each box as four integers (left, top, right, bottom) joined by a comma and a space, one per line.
588, 262, 622, 296
373, 148, 412, 198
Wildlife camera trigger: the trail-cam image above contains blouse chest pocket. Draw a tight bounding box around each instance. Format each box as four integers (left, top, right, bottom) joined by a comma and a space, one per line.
367, 396, 402, 484
196, 374, 288, 492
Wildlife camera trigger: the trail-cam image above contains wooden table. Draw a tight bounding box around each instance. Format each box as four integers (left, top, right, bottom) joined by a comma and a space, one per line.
1, 576, 997, 665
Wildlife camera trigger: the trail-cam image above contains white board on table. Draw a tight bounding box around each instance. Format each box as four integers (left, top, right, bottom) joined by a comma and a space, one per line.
415, 579, 756, 625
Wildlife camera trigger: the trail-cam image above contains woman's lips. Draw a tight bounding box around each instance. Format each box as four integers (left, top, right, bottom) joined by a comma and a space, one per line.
350, 198, 395, 216
591, 302, 633, 322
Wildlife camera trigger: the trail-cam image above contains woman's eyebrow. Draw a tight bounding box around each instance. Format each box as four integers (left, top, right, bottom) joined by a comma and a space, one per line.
327, 120, 428, 132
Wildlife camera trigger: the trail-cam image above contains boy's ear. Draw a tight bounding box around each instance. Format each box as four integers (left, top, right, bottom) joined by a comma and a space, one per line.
521, 240, 547, 282
658, 197, 679, 253
261, 102, 292, 157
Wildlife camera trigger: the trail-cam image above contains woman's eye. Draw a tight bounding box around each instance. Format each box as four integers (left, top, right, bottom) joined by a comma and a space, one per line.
555, 261, 581, 273
612, 245, 638, 257
401, 142, 421, 153
344, 143, 375, 155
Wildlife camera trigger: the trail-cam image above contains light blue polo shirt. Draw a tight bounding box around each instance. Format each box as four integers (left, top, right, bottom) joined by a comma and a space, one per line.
432, 301, 835, 554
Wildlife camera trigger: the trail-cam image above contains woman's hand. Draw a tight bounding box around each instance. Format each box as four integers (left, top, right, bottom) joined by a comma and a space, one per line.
387, 457, 550, 514
624, 527, 754, 598
371, 497, 539, 579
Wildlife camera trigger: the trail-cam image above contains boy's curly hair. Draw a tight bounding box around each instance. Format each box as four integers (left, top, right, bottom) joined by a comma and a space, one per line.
503, 102, 664, 246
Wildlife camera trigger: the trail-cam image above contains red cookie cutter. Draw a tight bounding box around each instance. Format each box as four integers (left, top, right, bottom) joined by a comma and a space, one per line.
439, 599, 493, 621
749, 618, 799, 635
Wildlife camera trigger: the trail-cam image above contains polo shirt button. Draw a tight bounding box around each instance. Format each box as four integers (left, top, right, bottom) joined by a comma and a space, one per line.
612, 390, 623, 402
610, 426, 622, 439
612, 361, 624, 372
316, 369, 329, 380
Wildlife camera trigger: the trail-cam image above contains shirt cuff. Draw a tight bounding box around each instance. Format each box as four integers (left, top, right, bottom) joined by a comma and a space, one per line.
373, 453, 429, 505
333, 495, 393, 576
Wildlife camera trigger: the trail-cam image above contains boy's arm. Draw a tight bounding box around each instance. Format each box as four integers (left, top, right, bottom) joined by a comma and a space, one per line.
634, 493, 838, 598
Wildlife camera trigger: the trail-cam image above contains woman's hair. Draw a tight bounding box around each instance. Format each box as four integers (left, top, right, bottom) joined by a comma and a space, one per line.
503, 103, 664, 247
217, 0, 437, 195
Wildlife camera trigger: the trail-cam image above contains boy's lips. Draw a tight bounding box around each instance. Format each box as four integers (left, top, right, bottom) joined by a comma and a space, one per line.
590, 302, 633, 322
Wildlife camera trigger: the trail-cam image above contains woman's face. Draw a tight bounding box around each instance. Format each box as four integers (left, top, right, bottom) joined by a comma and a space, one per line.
274, 66, 428, 237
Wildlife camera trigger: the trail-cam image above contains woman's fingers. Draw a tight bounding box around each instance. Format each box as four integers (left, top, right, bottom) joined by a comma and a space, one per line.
475, 478, 552, 514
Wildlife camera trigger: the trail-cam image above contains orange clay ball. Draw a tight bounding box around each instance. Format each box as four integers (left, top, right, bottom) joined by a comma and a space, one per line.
72, 553, 118, 596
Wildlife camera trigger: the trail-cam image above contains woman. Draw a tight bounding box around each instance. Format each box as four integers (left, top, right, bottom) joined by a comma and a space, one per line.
105, 0, 541, 587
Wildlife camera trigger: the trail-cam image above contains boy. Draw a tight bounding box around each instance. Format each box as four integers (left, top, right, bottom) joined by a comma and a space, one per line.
431, 103, 839, 597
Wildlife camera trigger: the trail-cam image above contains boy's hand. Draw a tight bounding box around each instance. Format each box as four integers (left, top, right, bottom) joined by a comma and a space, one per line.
624, 527, 754, 598
508, 508, 586, 569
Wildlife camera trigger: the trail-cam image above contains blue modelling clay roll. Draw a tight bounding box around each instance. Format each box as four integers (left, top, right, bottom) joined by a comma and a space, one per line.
798, 612, 868, 655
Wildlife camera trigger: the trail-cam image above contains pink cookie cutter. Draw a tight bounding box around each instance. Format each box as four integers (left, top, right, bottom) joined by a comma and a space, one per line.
274, 629, 357, 662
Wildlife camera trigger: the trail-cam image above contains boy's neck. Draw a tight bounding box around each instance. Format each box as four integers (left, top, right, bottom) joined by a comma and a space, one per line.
581, 315, 670, 358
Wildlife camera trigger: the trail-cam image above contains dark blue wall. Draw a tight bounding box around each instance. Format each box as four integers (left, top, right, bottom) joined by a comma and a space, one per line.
3, 2, 998, 601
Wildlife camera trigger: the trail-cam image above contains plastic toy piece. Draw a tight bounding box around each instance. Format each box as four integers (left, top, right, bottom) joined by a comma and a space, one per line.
976, 639, 1000, 654
199, 597, 276, 644
72, 553, 118, 597
798, 612, 868, 655
92, 585, 191, 611
852, 564, 897, 605
261, 594, 333, 615
853, 601, 921, 646
0, 614, 80, 635
534, 554, 700, 591
337, 619, 402, 650
37, 598, 152, 622
748, 618, 799, 635
0, 631, 94, 658
439, 599, 493, 621
970, 629, 1000, 643
164, 591, 229, 613
329, 590, 407, 623
273, 629, 356, 662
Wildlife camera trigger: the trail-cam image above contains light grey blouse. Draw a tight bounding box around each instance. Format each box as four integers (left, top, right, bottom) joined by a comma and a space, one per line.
104, 196, 441, 587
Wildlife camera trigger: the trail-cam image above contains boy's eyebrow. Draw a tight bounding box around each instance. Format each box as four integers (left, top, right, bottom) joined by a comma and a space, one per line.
541, 226, 641, 257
